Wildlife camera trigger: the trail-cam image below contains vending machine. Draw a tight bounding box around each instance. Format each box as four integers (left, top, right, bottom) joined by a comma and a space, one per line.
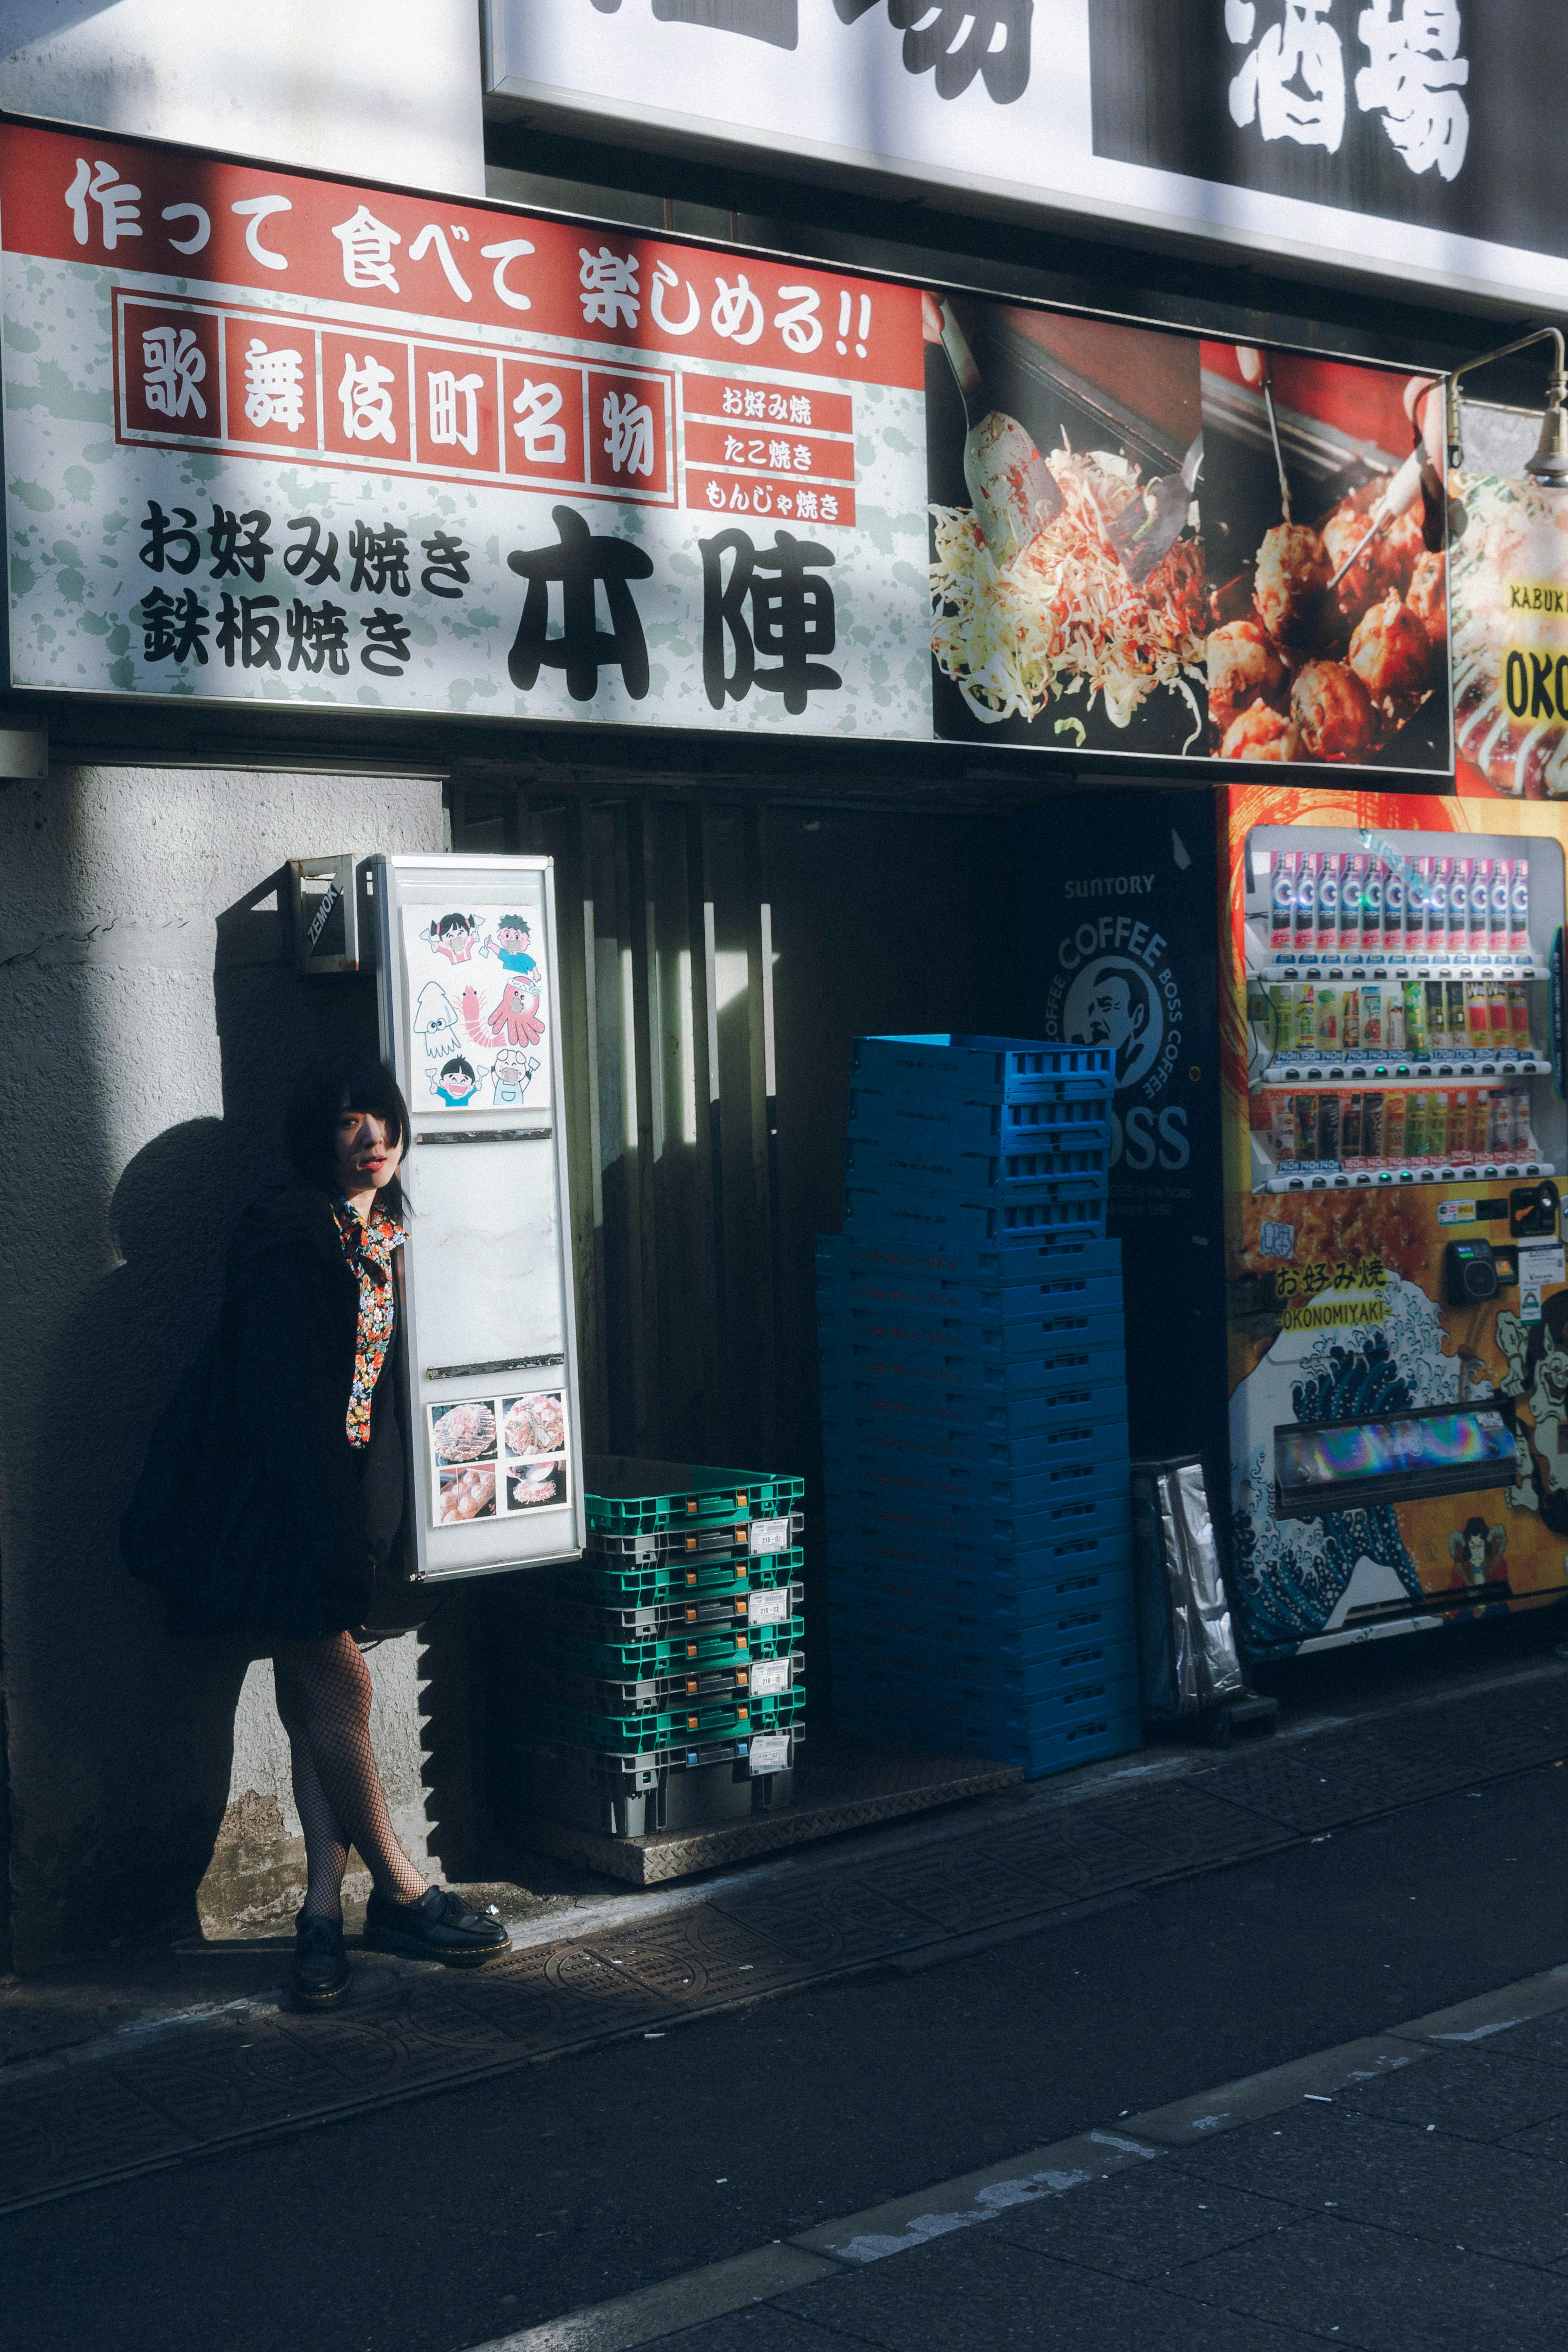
1019, 786, 1568, 1662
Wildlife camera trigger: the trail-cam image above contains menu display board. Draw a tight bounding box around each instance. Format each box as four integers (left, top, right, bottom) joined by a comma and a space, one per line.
0, 114, 1453, 774
369, 853, 584, 1581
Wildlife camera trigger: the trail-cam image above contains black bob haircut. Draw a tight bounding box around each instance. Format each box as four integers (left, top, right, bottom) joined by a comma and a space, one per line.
285, 1051, 411, 1210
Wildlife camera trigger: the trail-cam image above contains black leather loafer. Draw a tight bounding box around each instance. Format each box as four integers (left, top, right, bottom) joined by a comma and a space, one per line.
362, 1885, 511, 1967
292, 1911, 351, 2009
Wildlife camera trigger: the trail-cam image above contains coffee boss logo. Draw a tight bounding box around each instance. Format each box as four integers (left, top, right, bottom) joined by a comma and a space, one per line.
1043, 896, 1189, 1172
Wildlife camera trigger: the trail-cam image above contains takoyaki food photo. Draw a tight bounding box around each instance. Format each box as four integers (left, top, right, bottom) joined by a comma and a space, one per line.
438, 1463, 497, 1523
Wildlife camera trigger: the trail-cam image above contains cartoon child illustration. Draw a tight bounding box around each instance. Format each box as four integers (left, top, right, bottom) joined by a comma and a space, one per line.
1448, 1515, 1507, 1589
430, 1056, 480, 1109
422, 912, 479, 965
491, 1050, 539, 1107
412, 980, 461, 1061
481, 915, 539, 978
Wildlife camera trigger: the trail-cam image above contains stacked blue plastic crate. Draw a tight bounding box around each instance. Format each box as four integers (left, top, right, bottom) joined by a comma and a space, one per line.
817, 1033, 1140, 1780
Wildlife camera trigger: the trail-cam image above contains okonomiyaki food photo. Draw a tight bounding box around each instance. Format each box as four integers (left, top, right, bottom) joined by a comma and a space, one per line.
1200, 346, 1450, 771
506, 1456, 564, 1509
925, 298, 1208, 755
1450, 471, 1568, 796
502, 1392, 566, 1459
430, 1400, 496, 1464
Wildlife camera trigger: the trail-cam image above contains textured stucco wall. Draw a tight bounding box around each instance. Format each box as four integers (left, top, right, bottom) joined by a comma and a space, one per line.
0, 765, 449, 1969
0, 0, 485, 194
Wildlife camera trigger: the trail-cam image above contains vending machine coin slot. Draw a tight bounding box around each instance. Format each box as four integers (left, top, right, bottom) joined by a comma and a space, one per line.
1510, 1180, 1560, 1239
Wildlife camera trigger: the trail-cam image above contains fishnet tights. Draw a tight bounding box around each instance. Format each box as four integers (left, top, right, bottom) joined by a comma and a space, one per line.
273, 1630, 427, 1922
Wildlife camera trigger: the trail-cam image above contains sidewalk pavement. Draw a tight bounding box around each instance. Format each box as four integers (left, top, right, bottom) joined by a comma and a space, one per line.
4, 1643, 1568, 2217
498, 1963, 1568, 2352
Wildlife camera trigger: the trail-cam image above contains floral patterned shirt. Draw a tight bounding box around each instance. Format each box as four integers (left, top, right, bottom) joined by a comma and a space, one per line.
331, 1197, 408, 1448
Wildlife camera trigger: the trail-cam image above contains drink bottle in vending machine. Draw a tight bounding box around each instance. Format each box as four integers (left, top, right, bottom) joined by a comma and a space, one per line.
1018, 786, 1568, 1669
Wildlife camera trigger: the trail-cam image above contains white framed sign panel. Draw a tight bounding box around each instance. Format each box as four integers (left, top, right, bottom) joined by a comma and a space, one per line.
366, 851, 586, 1581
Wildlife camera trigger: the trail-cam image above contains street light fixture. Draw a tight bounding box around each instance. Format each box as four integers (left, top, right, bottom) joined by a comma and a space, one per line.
1446, 326, 1568, 488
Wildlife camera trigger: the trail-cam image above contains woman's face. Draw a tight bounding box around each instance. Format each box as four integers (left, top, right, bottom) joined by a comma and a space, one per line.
334, 1104, 403, 1201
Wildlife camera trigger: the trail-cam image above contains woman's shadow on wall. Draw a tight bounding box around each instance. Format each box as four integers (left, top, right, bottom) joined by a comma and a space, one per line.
22, 875, 385, 1963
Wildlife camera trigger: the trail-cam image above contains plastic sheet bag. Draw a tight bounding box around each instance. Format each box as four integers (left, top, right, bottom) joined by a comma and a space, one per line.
1132, 1455, 1247, 1720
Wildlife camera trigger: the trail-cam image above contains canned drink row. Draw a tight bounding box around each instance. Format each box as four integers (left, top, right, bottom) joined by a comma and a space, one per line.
1267, 1084, 1532, 1167
1266, 978, 1532, 1061
1268, 848, 1529, 959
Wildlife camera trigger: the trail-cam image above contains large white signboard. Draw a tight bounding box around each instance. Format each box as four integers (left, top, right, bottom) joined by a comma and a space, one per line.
485, 1, 1568, 316
0, 116, 929, 742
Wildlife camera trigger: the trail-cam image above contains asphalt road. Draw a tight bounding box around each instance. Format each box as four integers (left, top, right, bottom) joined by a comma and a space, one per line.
7, 1754, 1568, 2352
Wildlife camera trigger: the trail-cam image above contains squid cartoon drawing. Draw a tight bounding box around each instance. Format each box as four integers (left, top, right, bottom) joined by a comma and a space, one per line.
413, 980, 461, 1061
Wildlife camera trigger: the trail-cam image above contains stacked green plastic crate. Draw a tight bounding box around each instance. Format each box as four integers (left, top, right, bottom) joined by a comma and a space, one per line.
818, 1035, 1141, 1780
496, 1457, 806, 1838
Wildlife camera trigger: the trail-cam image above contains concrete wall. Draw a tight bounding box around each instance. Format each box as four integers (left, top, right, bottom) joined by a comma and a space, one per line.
0, 0, 485, 195
0, 766, 454, 1968
0, 9, 486, 1969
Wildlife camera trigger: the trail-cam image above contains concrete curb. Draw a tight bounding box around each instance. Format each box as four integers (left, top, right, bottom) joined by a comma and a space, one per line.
477, 1954, 1568, 2352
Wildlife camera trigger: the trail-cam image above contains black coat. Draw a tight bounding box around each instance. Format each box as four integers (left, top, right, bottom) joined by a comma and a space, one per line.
122, 1183, 404, 1639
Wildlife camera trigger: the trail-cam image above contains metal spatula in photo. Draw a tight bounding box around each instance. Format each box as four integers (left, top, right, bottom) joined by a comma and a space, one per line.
1105, 433, 1204, 586
939, 298, 1061, 566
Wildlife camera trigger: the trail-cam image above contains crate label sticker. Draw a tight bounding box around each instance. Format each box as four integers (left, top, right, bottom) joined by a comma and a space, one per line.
747, 1588, 791, 1625
749, 1657, 792, 1695
749, 1516, 791, 1555
748, 1733, 791, 1774
1439, 1200, 1478, 1226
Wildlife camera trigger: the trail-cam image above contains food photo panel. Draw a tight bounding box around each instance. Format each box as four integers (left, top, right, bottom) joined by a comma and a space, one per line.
926, 300, 1208, 759
1199, 345, 1450, 773
501, 1390, 570, 1513
428, 1399, 497, 1527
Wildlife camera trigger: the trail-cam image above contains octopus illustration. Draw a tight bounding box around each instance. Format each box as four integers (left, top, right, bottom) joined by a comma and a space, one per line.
461, 979, 546, 1051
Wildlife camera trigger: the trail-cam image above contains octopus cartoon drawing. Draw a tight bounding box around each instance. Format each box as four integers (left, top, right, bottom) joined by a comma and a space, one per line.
461, 979, 546, 1051
413, 980, 461, 1061
487, 978, 547, 1048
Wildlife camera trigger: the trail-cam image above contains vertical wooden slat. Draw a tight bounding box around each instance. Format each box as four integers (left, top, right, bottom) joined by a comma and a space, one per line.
575, 794, 610, 1448
682, 804, 725, 1459
743, 800, 780, 1453
595, 800, 648, 1454
626, 795, 667, 1453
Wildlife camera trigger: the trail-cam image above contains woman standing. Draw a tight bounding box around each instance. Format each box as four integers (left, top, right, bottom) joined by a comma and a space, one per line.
124, 1050, 509, 2007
